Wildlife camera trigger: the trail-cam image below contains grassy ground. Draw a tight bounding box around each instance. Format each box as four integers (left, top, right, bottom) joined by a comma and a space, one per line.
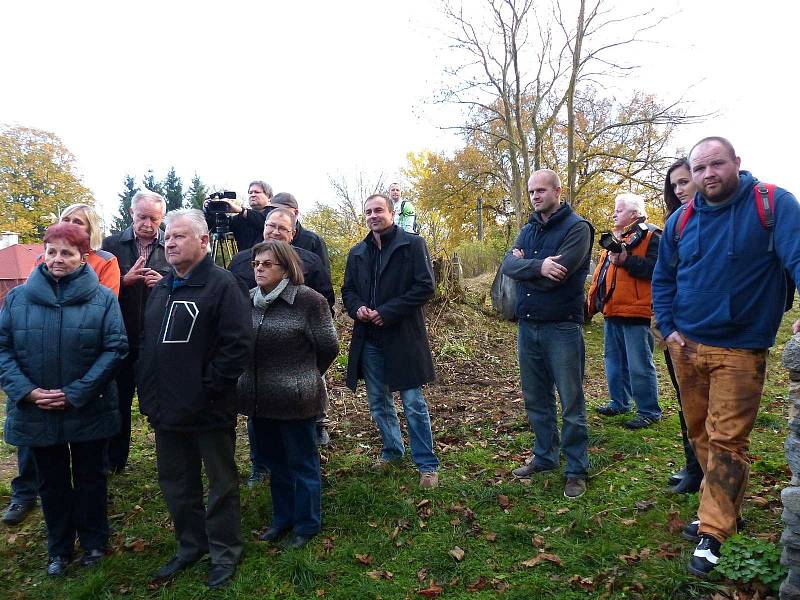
0, 282, 794, 599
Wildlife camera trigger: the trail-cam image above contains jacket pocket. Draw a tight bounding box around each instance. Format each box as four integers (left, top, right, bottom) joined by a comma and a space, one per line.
674, 289, 733, 335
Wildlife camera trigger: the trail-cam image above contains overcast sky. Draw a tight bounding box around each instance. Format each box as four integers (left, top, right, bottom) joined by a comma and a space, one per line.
1, 0, 798, 227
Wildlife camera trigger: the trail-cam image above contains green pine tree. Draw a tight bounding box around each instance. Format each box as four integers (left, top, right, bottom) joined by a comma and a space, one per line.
142, 169, 164, 195
111, 174, 139, 232
163, 166, 184, 211
186, 173, 209, 210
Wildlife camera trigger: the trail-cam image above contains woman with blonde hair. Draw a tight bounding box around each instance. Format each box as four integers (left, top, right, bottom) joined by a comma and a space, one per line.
59, 203, 121, 296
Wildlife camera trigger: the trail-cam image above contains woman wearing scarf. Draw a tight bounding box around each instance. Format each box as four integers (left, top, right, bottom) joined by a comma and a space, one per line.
237, 240, 338, 549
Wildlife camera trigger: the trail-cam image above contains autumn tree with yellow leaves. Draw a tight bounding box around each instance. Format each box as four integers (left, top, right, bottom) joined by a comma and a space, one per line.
0, 125, 94, 242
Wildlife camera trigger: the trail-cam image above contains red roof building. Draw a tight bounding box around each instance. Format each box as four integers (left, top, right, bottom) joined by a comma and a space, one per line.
0, 244, 43, 306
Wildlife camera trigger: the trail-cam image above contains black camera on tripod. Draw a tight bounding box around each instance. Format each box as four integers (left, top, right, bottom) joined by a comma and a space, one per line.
204, 191, 237, 233
204, 191, 239, 267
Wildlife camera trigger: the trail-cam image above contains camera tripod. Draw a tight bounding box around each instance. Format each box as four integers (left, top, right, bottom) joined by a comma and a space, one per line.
209, 230, 239, 268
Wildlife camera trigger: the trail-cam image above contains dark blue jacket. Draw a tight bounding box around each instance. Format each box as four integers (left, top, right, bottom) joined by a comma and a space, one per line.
0, 264, 128, 446
502, 203, 593, 323
653, 171, 800, 348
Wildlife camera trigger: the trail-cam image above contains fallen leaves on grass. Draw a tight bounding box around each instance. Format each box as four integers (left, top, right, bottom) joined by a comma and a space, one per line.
123, 537, 147, 553
417, 580, 444, 597
449, 546, 465, 561
521, 553, 562, 568
366, 570, 393, 580
569, 574, 595, 591
634, 499, 656, 511
618, 547, 651, 564
497, 495, 510, 509
355, 553, 373, 565
484, 531, 497, 542
532, 534, 546, 548
666, 511, 685, 534
466, 576, 490, 591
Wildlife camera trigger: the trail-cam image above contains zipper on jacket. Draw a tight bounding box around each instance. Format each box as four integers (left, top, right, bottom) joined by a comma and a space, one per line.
252, 309, 267, 412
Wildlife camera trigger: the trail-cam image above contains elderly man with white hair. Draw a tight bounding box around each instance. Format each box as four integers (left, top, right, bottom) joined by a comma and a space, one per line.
137, 209, 252, 589
587, 193, 663, 429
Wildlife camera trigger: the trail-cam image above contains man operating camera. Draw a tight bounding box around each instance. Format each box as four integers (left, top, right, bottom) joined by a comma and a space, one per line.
207, 180, 273, 250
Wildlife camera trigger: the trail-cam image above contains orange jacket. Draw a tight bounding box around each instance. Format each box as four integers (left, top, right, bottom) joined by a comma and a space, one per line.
587, 225, 659, 319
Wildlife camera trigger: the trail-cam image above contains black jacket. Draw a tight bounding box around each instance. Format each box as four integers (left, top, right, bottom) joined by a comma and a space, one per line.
102, 227, 170, 349
137, 255, 253, 431
228, 246, 335, 313
229, 207, 269, 251
293, 222, 331, 275
342, 225, 435, 392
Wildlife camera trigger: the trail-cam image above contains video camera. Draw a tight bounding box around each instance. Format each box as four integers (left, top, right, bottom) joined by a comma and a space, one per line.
204, 191, 236, 233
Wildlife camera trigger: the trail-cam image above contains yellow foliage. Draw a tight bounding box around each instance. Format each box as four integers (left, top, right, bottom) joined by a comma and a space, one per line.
0, 125, 94, 242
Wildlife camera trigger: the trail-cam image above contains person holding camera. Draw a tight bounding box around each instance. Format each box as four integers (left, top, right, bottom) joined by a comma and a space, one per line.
221, 180, 274, 251
588, 194, 662, 430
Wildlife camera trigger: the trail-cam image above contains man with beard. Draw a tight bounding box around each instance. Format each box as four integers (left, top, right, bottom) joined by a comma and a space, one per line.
653, 136, 800, 577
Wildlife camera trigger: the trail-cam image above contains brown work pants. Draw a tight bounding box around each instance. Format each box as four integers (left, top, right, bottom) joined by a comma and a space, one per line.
667, 337, 767, 542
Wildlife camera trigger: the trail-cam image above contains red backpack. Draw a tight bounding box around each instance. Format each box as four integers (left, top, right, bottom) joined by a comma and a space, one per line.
673, 182, 794, 311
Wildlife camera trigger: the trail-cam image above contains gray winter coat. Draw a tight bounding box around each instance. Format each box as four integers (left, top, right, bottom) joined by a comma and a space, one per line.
237, 284, 339, 420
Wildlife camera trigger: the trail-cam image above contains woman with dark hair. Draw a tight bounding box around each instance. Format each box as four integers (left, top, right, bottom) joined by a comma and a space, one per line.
662, 158, 703, 494
237, 240, 339, 548
0, 223, 128, 576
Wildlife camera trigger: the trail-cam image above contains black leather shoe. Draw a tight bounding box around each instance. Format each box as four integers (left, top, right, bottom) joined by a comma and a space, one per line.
80, 549, 106, 567
667, 467, 690, 487
687, 535, 721, 577
2, 501, 35, 525
258, 526, 289, 543
151, 555, 200, 581
207, 564, 236, 589
285, 533, 314, 549
47, 555, 70, 577
595, 404, 628, 417
671, 472, 702, 494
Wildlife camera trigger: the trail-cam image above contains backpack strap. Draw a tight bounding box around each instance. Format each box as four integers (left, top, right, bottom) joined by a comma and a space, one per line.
674, 202, 694, 243
754, 182, 777, 252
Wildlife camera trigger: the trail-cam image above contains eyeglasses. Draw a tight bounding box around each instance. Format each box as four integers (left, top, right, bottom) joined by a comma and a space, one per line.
264, 223, 292, 235
251, 259, 280, 269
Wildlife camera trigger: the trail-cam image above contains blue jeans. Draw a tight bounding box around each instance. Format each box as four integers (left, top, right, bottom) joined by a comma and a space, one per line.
603, 320, 661, 420
361, 342, 439, 472
518, 320, 589, 479
252, 417, 321, 537
11, 446, 39, 504
247, 418, 269, 475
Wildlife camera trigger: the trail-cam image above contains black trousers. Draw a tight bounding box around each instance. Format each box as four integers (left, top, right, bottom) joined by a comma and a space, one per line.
33, 439, 109, 558
107, 351, 137, 471
664, 348, 702, 476
155, 428, 242, 566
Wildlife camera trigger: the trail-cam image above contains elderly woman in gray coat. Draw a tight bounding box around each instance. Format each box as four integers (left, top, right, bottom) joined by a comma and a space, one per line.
237, 240, 339, 549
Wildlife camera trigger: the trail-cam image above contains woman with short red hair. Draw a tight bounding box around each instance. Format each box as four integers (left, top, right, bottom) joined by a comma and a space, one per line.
0, 222, 128, 577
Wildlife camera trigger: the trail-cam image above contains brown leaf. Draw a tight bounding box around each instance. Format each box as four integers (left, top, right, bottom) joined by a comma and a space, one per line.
466, 576, 489, 592
613, 452, 624, 461
532, 534, 546, 547
417, 580, 444, 597
355, 553, 373, 565
124, 537, 147, 553
416, 568, 429, 583
556, 507, 570, 515
521, 553, 562, 568
634, 499, 656, 511
366, 570, 393, 580
569, 574, 595, 591
655, 543, 681, 559
666, 511, 684, 534
484, 531, 497, 542
750, 496, 769, 507
449, 546, 465, 561
497, 495, 510, 509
